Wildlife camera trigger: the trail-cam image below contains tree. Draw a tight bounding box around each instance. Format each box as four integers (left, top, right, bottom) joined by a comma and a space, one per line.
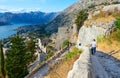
26, 39, 36, 64
0, 41, 6, 78
5, 35, 28, 78
75, 10, 88, 31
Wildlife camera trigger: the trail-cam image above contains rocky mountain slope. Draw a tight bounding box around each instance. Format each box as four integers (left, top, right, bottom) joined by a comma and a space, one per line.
0, 21, 11, 26
45, 0, 120, 33
45, 0, 120, 50
16, 0, 120, 50
0, 11, 57, 25
45, 0, 118, 33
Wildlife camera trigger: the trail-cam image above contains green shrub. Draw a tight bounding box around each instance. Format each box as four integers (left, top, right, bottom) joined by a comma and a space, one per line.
112, 1, 120, 4
88, 4, 95, 9
103, 2, 110, 5
115, 17, 120, 29
114, 29, 120, 41
46, 52, 54, 59
97, 34, 105, 42
65, 52, 75, 59
75, 10, 88, 31
64, 47, 82, 60
62, 40, 69, 48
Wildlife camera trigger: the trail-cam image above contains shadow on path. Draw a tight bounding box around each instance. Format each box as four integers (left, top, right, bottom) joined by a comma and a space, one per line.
91, 50, 120, 78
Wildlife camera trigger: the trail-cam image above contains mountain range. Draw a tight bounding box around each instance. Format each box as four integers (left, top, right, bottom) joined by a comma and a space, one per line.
0, 11, 57, 26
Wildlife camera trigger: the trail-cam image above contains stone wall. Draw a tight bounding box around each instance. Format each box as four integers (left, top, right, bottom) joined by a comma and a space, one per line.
67, 47, 93, 78
54, 26, 73, 49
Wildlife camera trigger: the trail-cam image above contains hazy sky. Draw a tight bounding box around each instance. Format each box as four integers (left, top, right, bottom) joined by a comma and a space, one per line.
0, 0, 77, 12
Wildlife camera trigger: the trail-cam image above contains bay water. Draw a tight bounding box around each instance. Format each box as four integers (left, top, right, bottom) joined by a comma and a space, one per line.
0, 24, 30, 40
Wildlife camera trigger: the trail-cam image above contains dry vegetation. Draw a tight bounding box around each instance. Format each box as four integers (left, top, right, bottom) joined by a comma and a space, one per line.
95, 15, 115, 22
98, 34, 120, 60
44, 47, 82, 78
86, 6, 120, 25
84, 15, 115, 26
69, 32, 78, 43
44, 55, 78, 78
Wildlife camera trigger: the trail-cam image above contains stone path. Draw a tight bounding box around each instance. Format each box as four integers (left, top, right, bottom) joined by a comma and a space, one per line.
91, 55, 110, 78
91, 51, 120, 78
97, 51, 120, 78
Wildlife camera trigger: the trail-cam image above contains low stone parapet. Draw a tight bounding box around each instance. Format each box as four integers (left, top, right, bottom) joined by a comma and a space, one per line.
67, 47, 93, 78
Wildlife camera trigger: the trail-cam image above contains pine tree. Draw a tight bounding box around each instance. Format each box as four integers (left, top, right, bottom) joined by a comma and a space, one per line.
0, 41, 6, 78
26, 39, 36, 64
5, 35, 28, 78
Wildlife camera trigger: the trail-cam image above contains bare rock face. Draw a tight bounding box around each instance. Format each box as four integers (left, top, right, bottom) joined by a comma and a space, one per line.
77, 20, 115, 46
103, 4, 120, 12
76, 4, 120, 47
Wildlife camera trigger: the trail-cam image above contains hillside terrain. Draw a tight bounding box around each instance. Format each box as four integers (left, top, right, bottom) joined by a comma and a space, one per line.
44, 47, 82, 78
42, 0, 120, 78
44, 0, 120, 50
0, 11, 57, 25
1, 0, 120, 78
69, 1, 120, 78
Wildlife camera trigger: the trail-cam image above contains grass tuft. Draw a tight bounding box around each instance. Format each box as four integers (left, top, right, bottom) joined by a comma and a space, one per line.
64, 47, 82, 61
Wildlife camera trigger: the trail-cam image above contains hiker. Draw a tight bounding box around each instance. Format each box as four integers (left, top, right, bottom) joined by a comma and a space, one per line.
90, 39, 97, 55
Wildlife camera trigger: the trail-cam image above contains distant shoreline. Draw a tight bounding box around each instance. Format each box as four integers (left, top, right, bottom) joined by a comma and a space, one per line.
0, 23, 31, 40
0, 22, 12, 26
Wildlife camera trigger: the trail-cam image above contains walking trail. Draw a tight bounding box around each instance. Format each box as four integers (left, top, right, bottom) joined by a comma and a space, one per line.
67, 47, 120, 78
91, 51, 120, 78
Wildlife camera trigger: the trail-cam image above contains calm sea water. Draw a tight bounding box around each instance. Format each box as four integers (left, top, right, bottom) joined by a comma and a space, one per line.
0, 24, 29, 40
